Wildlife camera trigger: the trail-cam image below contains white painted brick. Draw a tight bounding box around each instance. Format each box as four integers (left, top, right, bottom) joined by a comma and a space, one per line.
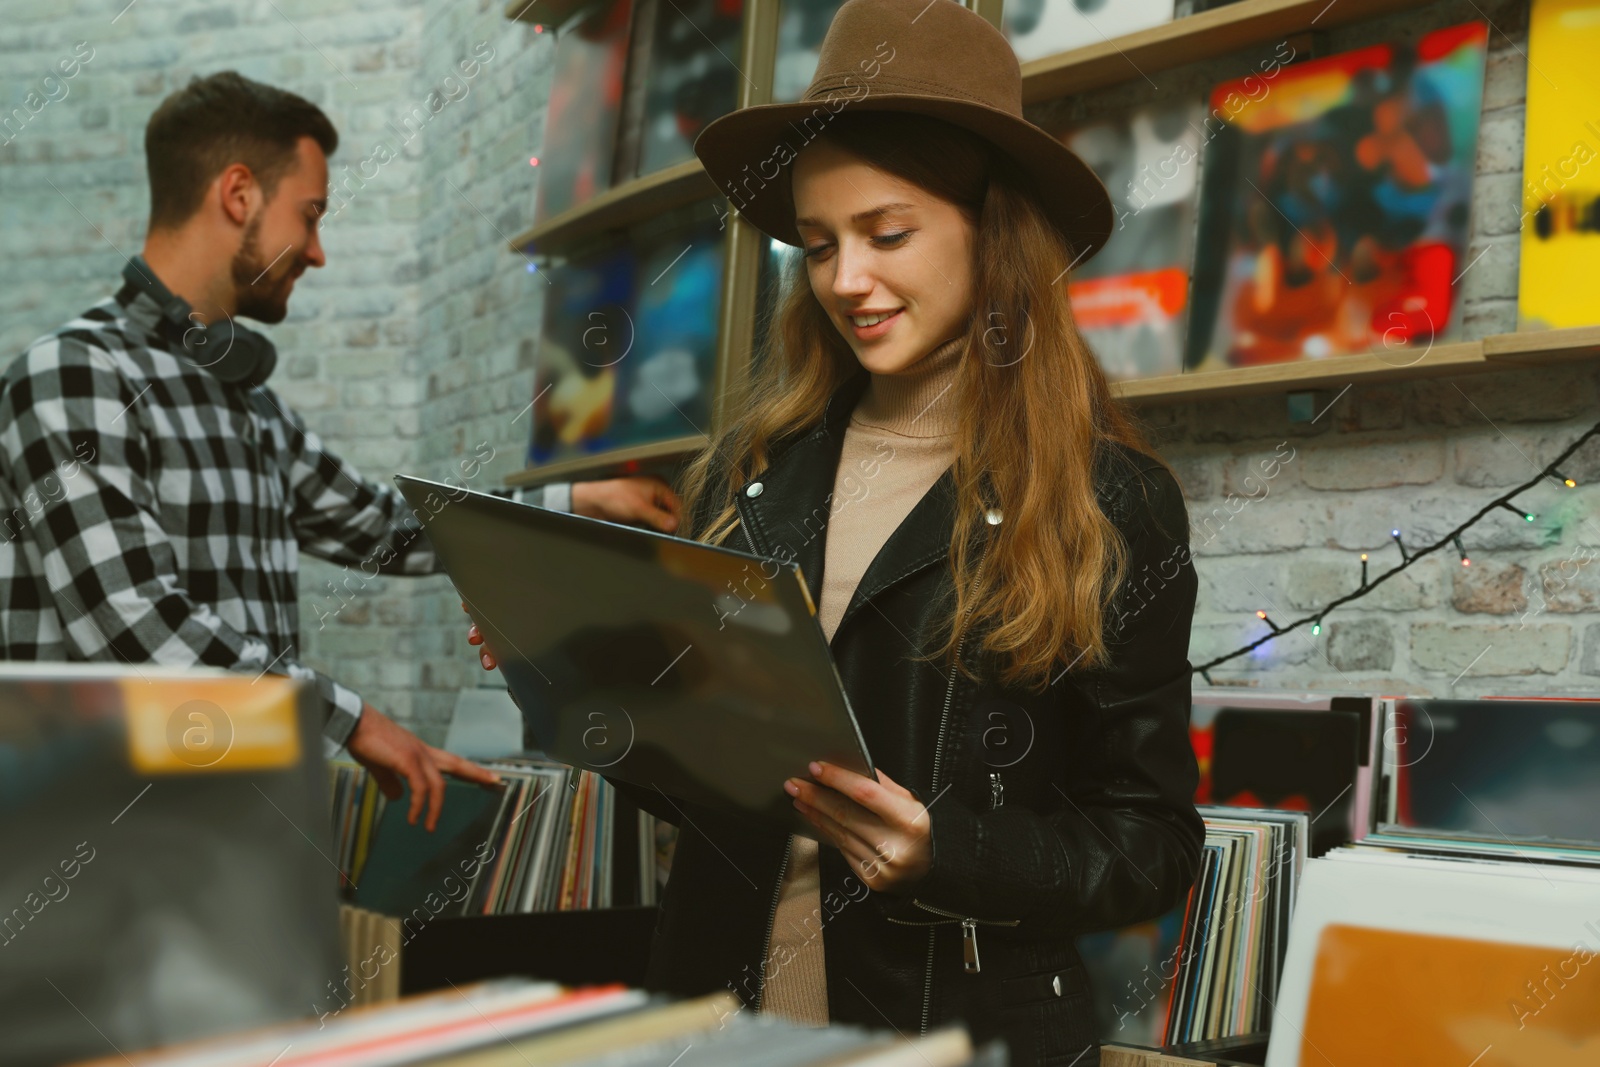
1189, 496, 1316, 555
1409, 622, 1570, 676
1299, 438, 1444, 491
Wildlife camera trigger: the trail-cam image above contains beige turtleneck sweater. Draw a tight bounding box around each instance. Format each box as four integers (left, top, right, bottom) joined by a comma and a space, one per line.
759, 334, 965, 1026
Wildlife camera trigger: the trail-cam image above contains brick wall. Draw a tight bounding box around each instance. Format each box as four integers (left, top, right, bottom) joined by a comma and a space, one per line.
0, 0, 555, 742
2, 0, 1595, 748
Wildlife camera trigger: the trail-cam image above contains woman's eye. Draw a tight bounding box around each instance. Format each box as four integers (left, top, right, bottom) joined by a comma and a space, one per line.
801, 231, 912, 261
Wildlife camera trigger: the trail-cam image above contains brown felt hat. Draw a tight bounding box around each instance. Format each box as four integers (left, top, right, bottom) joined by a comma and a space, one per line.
692, 0, 1115, 264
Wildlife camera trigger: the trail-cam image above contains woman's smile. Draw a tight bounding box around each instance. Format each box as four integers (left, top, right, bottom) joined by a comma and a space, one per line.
849, 307, 904, 340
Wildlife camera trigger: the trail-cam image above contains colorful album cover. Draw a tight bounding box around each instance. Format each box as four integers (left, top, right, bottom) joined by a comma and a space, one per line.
1517, 0, 1600, 330
615, 214, 726, 444
1186, 22, 1488, 371
1001, 0, 1174, 65
1300, 924, 1600, 1065
528, 212, 726, 465
772, 0, 846, 103
529, 244, 636, 464
1270, 854, 1600, 1067
1059, 100, 1205, 380
635, 0, 745, 176
531, 0, 635, 225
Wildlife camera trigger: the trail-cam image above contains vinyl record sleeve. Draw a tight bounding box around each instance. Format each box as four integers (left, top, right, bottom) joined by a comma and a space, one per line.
396, 475, 875, 838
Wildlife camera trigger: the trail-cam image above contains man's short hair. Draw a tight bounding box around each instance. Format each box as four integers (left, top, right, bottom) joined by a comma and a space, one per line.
144, 70, 338, 229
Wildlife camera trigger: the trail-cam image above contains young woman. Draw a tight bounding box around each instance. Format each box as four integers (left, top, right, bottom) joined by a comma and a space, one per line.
470, 1, 1203, 1062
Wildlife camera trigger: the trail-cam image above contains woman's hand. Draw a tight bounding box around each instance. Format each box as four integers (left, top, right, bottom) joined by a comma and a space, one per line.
786, 761, 932, 893
463, 600, 497, 670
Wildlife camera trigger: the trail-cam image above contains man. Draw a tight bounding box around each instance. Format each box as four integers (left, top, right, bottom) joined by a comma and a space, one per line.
0, 71, 682, 831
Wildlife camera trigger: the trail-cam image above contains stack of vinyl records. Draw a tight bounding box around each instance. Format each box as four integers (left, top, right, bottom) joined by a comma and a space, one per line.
1077, 807, 1307, 1048
467, 759, 647, 914
1161, 807, 1307, 1044
67, 981, 982, 1067
330, 760, 389, 890
1266, 846, 1600, 1066
1257, 694, 1600, 1064
350, 757, 667, 919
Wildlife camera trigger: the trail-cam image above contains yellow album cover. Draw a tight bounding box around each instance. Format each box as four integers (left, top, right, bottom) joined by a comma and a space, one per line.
1518, 0, 1600, 330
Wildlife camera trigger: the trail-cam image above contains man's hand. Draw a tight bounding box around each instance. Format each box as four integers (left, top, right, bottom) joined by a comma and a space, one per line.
345, 703, 502, 831
571, 475, 682, 533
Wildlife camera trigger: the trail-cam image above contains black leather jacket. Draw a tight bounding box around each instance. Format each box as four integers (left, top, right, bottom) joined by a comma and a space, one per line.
615, 371, 1203, 1066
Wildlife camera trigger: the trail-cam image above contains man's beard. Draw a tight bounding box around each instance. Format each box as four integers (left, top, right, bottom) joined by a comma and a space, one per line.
230, 213, 300, 324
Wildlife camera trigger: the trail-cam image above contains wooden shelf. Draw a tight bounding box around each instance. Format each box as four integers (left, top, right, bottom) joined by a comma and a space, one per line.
1482, 324, 1600, 366
1018, 0, 1440, 103
503, 330, 1600, 484
504, 433, 706, 486
1110, 328, 1600, 405
507, 159, 719, 259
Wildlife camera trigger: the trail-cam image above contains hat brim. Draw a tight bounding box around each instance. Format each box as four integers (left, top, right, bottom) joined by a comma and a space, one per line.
693, 93, 1115, 266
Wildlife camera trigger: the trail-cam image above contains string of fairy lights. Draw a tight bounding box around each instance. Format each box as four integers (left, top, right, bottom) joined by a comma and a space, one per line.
1193, 417, 1600, 682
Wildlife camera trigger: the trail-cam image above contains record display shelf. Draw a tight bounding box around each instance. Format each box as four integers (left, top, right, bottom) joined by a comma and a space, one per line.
1110, 326, 1600, 405
504, 0, 1592, 475
505, 0, 1450, 261
506, 158, 717, 263
1016, 0, 1440, 101
1101, 1034, 1270, 1066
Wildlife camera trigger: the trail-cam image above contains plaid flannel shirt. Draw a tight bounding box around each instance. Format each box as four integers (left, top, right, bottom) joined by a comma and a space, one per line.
0, 280, 566, 746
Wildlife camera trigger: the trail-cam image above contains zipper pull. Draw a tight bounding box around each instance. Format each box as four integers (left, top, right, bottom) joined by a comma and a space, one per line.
962, 919, 981, 974
989, 771, 1004, 810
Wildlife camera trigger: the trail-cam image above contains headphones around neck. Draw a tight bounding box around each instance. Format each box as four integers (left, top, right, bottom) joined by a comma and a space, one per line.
119, 255, 278, 388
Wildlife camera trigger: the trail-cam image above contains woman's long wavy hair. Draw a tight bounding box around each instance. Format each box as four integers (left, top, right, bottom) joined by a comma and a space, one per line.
678, 111, 1172, 692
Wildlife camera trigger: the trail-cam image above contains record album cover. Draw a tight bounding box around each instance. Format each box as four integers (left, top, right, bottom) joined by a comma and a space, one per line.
531, 0, 635, 225
1001, 0, 1174, 65
527, 209, 725, 466
1517, 0, 1600, 330
1059, 100, 1205, 380
772, 0, 846, 103
1187, 22, 1488, 371
635, 0, 745, 176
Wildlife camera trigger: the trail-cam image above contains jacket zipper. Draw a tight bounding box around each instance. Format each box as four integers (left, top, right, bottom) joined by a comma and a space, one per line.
989, 771, 1004, 810
886, 535, 998, 1034
752, 834, 794, 1013
903, 898, 1021, 974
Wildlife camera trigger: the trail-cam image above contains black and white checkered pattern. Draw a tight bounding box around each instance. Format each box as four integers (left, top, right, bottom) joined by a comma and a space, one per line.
0, 281, 561, 745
